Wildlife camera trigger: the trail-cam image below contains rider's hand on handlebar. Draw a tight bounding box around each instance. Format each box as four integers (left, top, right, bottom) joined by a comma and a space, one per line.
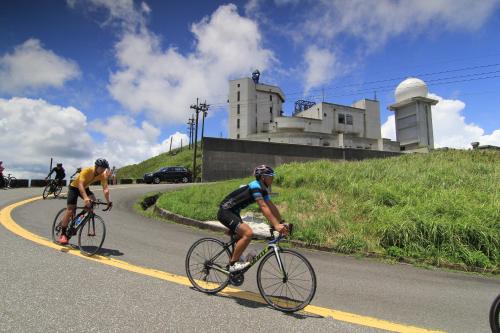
275, 223, 289, 236
84, 198, 92, 207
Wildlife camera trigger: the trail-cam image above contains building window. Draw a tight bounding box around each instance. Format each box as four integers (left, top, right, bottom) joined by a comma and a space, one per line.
237, 118, 240, 129
237, 83, 240, 88
237, 134, 240, 139
270, 106, 273, 122
237, 104, 240, 115
346, 114, 353, 125
269, 95, 272, 101
237, 91, 240, 101
338, 113, 345, 124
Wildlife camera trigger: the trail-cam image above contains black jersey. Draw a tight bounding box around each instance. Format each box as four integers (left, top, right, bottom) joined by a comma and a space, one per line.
219, 180, 270, 213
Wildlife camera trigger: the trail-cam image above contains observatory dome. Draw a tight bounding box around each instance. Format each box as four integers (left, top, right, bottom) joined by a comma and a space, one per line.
395, 77, 428, 103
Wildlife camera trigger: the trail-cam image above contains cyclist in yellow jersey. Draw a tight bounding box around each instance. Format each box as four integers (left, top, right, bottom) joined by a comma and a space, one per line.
57, 158, 112, 245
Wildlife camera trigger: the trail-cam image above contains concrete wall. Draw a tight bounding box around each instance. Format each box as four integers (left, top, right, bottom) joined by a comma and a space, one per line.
202, 137, 401, 181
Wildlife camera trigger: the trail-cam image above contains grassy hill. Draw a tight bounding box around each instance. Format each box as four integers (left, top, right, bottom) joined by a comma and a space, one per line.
117, 145, 201, 179
155, 150, 500, 272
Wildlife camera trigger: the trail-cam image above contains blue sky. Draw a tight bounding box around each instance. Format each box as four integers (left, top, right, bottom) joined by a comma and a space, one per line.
1, 0, 500, 178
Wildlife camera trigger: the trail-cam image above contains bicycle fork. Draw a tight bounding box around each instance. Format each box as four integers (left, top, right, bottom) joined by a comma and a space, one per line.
271, 245, 288, 282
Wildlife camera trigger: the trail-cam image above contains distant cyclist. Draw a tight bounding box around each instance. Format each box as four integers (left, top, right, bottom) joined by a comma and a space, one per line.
57, 158, 112, 245
217, 165, 288, 273
46, 163, 66, 187
0, 161, 5, 189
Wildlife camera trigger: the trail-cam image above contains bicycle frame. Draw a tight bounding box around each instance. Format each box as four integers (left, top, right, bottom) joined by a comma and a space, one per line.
208, 235, 287, 278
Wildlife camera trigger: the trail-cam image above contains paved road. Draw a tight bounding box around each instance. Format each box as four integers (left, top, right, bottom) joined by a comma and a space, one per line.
1, 185, 498, 332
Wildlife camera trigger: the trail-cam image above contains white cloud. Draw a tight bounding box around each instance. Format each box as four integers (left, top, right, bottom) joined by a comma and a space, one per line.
381, 115, 396, 140
290, 0, 499, 50
0, 39, 80, 93
67, 0, 150, 31
0, 97, 190, 178
107, 4, 275, 124
0, 97, 93, 178
303, 46, 337, 94
380, 93, 500, 148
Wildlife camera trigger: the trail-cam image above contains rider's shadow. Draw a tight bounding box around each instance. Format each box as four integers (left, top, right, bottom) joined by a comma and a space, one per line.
98, 247, 124, 257
193, 288, 322, 320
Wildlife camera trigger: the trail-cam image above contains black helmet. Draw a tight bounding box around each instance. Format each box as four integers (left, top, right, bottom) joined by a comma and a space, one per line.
56, 163, 62, 167
95, 158, 109, 169
254, 165, 275, 178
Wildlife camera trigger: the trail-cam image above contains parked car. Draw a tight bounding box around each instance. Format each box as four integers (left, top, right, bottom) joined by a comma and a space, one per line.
144, 166, 192, 184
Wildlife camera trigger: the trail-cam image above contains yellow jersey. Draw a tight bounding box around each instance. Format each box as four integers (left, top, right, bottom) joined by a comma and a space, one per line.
70, 166, 108, 188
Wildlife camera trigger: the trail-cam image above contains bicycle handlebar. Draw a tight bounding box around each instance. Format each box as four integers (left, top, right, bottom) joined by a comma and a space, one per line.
269, 223, 293, 240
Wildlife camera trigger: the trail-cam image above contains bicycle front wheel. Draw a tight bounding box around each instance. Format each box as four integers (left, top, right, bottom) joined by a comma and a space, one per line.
42, 183, 51, 199
491, 294, 500, 333
53, 184, 63, 198
78, 215, 106, 256
257, 249, 316, 312
51, 208, 67, 243
185, 238, 231, 294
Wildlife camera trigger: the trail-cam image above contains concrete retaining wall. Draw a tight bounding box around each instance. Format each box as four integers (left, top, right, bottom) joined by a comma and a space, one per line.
202, 137, 401, 181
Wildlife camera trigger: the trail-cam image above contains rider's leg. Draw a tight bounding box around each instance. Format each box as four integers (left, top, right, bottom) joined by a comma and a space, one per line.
231, 223, 253, 264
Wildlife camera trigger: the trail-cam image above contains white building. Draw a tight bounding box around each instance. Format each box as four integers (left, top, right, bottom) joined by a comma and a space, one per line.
388, 77, 438, 152
228, 73, 437, 152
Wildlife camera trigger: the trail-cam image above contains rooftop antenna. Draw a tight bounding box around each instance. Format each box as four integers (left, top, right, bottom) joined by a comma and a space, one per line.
374, 91, 378, 101
322, 86, 325, 102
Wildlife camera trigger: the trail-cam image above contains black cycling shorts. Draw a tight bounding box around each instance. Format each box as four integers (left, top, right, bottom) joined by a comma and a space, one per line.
67, 185, 93, 206
217, 208, 243, 233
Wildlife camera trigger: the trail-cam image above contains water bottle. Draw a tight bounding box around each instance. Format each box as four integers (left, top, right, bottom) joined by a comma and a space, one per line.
74, 215, 84, 228
245, 249, 257, 263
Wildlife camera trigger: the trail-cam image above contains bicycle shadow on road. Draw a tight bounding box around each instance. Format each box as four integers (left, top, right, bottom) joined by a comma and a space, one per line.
58, 244, 124, 258
190, 287, 323, 320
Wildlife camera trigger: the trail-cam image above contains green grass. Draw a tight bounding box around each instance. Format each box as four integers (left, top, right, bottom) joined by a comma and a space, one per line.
156, 150, 500, 272
117, 144, 201, 179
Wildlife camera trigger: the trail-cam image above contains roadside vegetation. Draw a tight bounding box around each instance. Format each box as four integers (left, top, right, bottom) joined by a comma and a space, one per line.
156, 150, 500, 272
117, 144, 201, 180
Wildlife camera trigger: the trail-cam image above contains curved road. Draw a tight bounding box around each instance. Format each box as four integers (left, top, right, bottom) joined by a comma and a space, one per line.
1, 185, 498, 332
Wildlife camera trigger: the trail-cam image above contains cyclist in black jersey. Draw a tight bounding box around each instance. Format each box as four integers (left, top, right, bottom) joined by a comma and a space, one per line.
218, 165, 288, 273
46, 163, 66, 186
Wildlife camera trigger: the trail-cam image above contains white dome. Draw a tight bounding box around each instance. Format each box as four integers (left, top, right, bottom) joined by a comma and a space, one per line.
395, 77, 428, 103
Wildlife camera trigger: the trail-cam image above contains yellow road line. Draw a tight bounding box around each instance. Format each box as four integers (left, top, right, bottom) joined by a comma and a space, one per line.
0, 197, 444, 333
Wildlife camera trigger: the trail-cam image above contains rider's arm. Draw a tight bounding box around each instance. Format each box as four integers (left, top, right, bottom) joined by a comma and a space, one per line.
256, 199, 281, 229
266, 200, 283, 222
46, 168, 54, 179
102, 184, 110, 204
78, 180, 91, 206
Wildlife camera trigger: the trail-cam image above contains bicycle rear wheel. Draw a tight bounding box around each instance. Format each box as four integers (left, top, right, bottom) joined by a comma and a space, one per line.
185, 238, 231, 294
257, 249, 316, 312
43, 183, 52, 199
8, 177, 16, 188
491, 294, 500, 333
78, 215, 106, 256
51, 208, 68, 243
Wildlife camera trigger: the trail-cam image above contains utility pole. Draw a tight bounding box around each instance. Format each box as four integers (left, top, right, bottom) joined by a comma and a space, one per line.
187, 116, 194, 149
169, 137, 173, 154
200, 100, 209, 151
190, 98, 207, 183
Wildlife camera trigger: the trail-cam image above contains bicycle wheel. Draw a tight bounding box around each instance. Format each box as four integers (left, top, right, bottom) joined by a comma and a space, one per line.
53, 184, 63, 198
78, 214, 106, 256
51, 208, 68, 243
491, 294, 500, 333
185, 238, 231, 294
257, 249, 316, 312
42, 183, 52, 199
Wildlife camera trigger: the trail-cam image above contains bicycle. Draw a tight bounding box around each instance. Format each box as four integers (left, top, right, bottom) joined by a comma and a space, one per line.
491, 294, 500, 333
51, 200, 112, 256
43, 178, 63, 199
3, 174, 16, 188
185, 224, 317, 312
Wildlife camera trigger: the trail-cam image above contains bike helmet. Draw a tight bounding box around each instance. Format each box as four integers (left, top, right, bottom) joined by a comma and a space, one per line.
95, 158, 109, 169
56, 163, 62, 167
254, 165, 275, 178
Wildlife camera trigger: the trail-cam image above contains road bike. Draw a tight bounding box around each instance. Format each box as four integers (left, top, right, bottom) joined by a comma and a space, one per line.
491, 294, 500, 333
3, 174, 16, 188
43, 178, 63, 199
51, 200, 112, 256
185, 224, 317, 312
